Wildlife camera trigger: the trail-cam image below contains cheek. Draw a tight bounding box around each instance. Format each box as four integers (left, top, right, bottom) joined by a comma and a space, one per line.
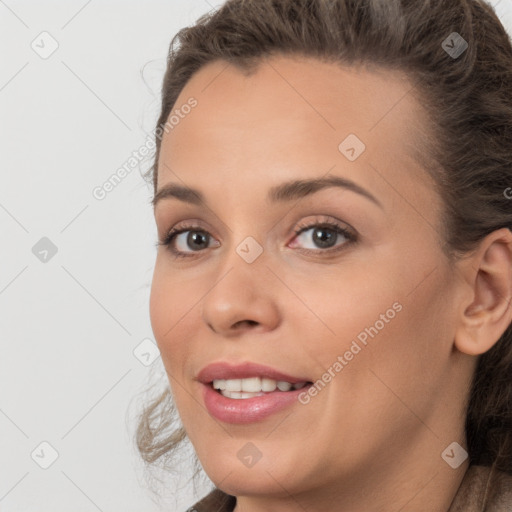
302, 248, 452, 395
149, 266, 168, 345
149, 263, 188, 370
294, 270, 401, 357
337, 263, 457, 420
149, 270, 198, 418
149, 259, 214, 392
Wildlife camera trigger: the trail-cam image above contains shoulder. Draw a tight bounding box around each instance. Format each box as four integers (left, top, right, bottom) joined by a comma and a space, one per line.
185, 488, 236, 512
448, 464, 512, 512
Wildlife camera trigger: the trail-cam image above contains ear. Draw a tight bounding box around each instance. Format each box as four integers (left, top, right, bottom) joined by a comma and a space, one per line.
454, 227, 512, 356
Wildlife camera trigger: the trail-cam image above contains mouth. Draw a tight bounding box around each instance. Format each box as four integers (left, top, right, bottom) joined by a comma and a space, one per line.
201, 379, 314, 424
197, 361, 315, 423
197, 360, 311, 385
210, 377, 312, 399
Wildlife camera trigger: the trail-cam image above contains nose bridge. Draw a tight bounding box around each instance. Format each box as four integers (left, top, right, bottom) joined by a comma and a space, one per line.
200, 233, 280, 335
216, 207, 269, 273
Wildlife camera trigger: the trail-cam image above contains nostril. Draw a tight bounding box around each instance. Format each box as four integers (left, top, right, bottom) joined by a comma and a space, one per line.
234, 320, 258, 328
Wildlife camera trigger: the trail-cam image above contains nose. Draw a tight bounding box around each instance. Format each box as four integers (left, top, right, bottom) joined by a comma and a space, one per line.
200, 251, 281, 337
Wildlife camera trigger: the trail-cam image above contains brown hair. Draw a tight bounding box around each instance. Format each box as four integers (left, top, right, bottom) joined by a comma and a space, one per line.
137, 0, 512, 498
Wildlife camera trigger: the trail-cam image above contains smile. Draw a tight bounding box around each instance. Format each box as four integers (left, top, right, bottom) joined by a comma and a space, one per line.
212, 377, 310, 399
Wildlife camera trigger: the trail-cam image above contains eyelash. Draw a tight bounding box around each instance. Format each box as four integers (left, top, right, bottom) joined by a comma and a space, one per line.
157, 217, 357, 259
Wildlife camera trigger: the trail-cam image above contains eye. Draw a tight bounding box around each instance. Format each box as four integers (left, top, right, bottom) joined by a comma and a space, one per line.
157, 216, 357, 259
289, 217, 356, 255
157, 222, 220, 259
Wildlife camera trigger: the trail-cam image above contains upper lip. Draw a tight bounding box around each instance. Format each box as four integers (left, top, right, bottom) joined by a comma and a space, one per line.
197, 361, 311, 384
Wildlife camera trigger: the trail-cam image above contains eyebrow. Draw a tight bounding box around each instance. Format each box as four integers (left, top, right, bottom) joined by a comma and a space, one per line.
152, 176, 383, 209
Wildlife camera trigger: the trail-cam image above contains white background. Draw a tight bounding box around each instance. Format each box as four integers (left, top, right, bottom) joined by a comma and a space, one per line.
1, 1, 511, 511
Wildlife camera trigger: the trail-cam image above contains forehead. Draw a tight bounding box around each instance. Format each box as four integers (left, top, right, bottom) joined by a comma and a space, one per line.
156, 55, 434, 209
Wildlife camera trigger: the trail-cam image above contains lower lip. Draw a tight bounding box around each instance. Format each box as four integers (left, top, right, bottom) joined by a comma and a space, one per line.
202, 383, 312, 424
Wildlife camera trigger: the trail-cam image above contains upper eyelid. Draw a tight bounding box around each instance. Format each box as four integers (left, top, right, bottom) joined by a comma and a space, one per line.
163, 214, 353, 235
163, 216, 356, 247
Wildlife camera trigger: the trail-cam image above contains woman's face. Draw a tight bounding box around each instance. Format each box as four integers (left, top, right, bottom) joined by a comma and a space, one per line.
150, 56, 473, 504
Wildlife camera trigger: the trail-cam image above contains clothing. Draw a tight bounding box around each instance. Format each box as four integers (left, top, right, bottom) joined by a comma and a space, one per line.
186, 465, 512, 511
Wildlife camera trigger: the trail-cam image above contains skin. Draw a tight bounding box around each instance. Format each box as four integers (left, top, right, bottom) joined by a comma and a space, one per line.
149, 56, 512, 512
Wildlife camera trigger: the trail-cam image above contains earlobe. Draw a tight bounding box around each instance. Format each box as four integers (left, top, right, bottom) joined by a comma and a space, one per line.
454, 228, 512, 357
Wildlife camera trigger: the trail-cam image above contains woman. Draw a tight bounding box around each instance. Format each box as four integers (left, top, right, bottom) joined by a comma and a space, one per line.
137, 0, 512, 510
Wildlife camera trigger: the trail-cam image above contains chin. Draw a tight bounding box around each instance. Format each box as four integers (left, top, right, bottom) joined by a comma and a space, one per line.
200, 454, 298, 497
215, 471, 297, 499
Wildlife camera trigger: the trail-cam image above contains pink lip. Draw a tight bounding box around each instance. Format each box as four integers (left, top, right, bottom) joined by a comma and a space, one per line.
197, 361, 312, 424
201, 383, 312, 424
196, 361, 310, 384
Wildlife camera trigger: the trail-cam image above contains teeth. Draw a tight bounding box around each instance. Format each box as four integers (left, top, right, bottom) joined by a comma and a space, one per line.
221, 390, 266, 399
242, 377, 262, 392
213, 379, 227, 390
212, 377, 308, 394
261, 378, 277, 392
225, 379, 242, 392
277, 381, 292, 391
